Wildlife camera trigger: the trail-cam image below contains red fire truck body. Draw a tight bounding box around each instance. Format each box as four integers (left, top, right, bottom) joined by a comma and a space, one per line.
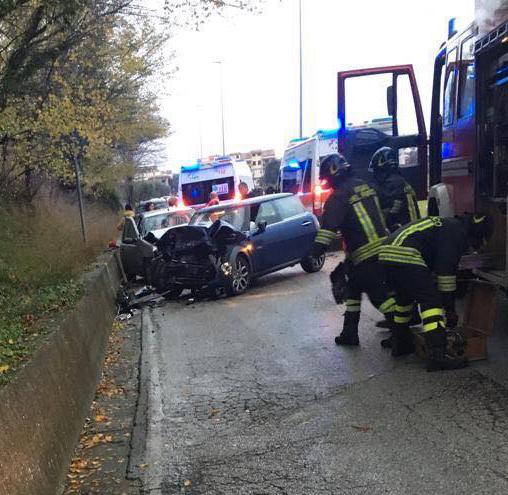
336, 1, 508, 288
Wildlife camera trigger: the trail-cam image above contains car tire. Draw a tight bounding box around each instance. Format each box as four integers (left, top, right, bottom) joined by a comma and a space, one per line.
227, 255, 251, 296
301, 253, 326, 273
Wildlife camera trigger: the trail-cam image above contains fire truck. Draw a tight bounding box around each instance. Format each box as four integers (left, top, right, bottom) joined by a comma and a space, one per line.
336, 0, 508, 289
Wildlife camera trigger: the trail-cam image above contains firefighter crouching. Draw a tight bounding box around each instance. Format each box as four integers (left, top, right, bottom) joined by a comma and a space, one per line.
310, 153, 395, 346
369, 146, 420, 231
378, 214, 493, 371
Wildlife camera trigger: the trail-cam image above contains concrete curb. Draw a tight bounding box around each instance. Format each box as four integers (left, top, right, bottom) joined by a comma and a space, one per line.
0, 251, 123, 495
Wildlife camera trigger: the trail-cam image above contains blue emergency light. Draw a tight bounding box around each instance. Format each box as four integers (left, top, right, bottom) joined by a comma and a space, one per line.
181, 163, 201, 172
315, 128, 339, 139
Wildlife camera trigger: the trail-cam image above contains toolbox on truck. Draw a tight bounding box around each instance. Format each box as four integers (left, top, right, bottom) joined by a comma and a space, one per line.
415, 280, 498, 362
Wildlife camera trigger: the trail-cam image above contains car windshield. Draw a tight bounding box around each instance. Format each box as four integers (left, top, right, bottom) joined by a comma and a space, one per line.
143, 212, 191, 232
190, 206, 249, 231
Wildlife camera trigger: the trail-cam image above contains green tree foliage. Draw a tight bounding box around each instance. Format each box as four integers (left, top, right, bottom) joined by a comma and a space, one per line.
0, 0, 258, 203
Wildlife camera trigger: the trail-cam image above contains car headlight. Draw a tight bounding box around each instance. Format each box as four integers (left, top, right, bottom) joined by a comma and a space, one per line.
221, 262, 233, 276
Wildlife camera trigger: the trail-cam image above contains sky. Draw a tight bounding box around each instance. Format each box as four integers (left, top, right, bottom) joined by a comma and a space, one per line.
151, 0, 475, 171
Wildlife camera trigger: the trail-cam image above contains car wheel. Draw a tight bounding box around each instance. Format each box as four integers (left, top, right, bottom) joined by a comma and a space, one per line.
227, 255, 251, 296
300, 253, 326, 273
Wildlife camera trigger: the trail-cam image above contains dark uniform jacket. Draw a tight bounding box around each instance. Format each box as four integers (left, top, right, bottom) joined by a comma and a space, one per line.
315, 176, 388, 265
378, 216, 469, 294
376, 173, 420, 230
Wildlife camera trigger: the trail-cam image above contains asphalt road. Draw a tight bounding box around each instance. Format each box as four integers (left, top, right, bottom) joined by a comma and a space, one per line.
129, 255, 508, 495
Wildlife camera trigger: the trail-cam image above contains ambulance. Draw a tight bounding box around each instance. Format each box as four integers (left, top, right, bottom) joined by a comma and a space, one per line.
178, 156, 254, 208
279, 129, 338, 217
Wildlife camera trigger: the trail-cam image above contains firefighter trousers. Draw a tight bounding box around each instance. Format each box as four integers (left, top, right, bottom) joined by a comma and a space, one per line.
383, 264, 445, 333
342, 258, 395, 334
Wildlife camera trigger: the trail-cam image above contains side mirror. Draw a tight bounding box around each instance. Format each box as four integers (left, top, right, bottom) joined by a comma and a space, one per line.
386, 85, 395, 116
257, 221, 267, 233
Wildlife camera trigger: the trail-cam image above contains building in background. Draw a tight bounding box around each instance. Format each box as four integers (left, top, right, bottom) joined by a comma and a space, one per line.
229, 149, 276, 187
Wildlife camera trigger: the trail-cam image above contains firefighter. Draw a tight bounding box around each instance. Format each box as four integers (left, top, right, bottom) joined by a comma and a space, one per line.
369, 146, 420, 231
378, 214, 493, 370
369, 146, 422, 339
311, 153, 395, 346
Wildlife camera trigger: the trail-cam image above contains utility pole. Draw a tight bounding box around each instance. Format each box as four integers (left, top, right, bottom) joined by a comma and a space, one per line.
299, 0, 303, 139
213, 61, 226, 155
64, 129, 88, 244
197, 105, 204, 160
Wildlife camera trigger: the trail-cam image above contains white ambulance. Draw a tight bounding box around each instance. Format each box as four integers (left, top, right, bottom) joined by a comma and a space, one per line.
178, 157, 254, 208
279, 129, 337, 217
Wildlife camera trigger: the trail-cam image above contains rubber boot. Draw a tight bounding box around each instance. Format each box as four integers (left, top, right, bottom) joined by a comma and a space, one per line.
391, 325, 415, 357
335, 311, 360, 346
380, 334, 392, 348
424, 328, 468, 372
380, 313, 394, 349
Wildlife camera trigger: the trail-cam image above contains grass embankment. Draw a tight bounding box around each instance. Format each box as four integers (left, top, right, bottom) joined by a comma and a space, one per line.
0, 200, 117, 384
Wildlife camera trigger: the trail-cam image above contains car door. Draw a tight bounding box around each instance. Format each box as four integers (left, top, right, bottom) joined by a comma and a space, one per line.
273, 195, 316, 262
120, 217, 143, 277
250, 200, 285, 272
337, 65, 428, 198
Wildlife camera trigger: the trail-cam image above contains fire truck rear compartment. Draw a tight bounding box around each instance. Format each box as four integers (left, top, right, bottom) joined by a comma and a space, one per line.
476, 32, 508, 289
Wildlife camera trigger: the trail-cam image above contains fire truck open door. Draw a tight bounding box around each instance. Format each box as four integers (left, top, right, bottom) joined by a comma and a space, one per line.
337, 65, 428, 199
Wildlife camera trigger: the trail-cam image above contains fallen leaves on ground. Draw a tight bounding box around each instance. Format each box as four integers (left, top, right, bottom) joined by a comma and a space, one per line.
81, 433, 114, 450
94, 414, 109, 423
96, 377, 124, 397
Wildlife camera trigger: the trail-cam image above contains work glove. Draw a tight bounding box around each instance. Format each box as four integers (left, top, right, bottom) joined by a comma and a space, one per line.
329, 261, 350, 305
445, 310, 459, 329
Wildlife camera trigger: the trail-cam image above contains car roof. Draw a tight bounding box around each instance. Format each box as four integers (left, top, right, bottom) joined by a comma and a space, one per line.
138, 207, 193, 219
196, 193, 292, 214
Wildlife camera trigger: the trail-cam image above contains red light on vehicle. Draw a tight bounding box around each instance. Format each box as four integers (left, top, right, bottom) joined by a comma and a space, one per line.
108, 240, 117, 248
178, 200, 186, 208
314, 184, 322, 195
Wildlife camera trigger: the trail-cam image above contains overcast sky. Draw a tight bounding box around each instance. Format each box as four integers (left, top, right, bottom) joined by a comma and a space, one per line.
153, 0, 475, 171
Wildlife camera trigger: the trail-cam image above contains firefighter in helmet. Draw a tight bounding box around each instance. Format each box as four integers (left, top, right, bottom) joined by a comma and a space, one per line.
378, 214, 493, 370
370, 146, 422, 339
369, 146, 420, 231
311, 153, 395, 346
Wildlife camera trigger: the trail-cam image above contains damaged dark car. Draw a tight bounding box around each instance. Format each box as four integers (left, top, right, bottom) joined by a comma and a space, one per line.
151, 193, 325, 299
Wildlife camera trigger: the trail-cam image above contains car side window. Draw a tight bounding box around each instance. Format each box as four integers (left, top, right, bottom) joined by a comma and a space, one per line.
123, 218, 139, 241
255, 201, 281, 225
274, 196, 305, 220
170, 214, 190, 226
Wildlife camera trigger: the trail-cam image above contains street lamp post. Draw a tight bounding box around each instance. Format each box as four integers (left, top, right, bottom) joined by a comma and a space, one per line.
213, 61, 226, 156
197, 105, 204, 160
63, 129, 88, 244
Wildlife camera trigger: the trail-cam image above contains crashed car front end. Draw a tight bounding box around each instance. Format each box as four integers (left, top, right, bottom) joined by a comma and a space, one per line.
151, 221, 247, 296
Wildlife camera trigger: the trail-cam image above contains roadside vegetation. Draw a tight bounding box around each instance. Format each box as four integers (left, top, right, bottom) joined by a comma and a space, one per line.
0, 199, 118, 383
0, 0, 259, 383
